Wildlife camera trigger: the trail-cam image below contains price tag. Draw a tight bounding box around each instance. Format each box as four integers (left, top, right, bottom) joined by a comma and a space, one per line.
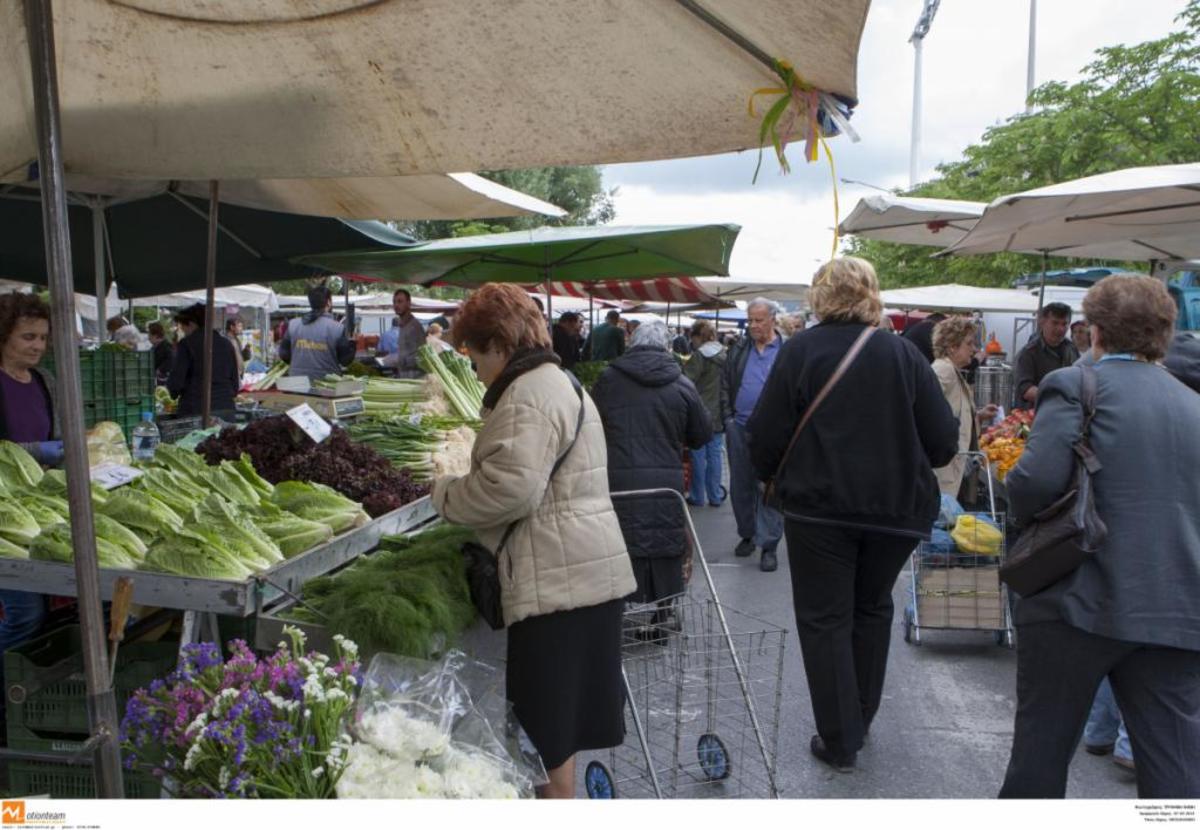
90, 463, 144, 490
286, 403, 332, 444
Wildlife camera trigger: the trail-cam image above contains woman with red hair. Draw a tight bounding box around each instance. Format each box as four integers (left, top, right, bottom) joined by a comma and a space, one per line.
431, 283, 636, 798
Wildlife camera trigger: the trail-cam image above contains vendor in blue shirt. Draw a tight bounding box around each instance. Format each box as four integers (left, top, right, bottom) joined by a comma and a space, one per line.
720, 298, 785, 573
376, 288, 426, 379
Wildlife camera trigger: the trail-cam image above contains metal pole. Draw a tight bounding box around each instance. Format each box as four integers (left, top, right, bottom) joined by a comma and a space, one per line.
1037, 250, 1048, 315
201, 181, 219, 426
23, 0, 124, 798
92, 204, 106, 337
1026, 0, 1038, 113
909, 37, 923, 190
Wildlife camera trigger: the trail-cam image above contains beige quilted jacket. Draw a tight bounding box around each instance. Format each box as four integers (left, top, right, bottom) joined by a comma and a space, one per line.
932, 357, 974, 496
431, 363, 636, 626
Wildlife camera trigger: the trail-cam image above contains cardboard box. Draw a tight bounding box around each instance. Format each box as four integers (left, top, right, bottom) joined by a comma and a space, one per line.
919, 565, 1000, 594
917, 593, 1005, 629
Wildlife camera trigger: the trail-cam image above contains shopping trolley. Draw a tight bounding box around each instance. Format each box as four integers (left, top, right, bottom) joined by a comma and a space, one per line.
903, 452, 1014, 647
584, 489, 786, 799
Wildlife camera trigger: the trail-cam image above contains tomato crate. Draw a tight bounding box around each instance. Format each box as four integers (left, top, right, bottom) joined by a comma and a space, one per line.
6, 760, 160, 799
4, 625, 178, 736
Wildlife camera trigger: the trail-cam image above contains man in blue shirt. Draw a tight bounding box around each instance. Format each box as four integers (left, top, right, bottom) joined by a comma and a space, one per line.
720, 298, 785, 572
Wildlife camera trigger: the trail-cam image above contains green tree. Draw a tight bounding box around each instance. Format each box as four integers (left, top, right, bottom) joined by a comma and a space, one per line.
848, 1, 1200, 288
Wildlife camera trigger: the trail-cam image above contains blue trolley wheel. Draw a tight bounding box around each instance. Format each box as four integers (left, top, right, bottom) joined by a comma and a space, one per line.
585, 761, 615, 799
697, 733, 731, 781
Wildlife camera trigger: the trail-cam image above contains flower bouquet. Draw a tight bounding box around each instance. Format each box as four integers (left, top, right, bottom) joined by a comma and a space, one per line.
120, 627, 359, 798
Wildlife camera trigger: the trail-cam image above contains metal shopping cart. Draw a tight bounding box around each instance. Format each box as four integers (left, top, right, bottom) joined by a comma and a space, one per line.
584, 489, 786, 799
903, 452, 1015, 648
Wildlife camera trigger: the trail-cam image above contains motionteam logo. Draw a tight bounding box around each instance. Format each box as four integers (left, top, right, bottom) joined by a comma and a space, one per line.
1, 802, 66, 826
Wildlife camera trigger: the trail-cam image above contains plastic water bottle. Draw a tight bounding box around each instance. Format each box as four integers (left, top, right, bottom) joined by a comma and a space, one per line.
131, 411, 160, 463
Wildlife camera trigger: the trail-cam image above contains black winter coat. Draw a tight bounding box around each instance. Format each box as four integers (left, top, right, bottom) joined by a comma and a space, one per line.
746, 321, 959, 538
167, 328, 241, 417
592, 346, 712, 558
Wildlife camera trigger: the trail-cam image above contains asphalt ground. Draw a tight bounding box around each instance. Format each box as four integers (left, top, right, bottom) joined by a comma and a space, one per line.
464, 494, 1138, 800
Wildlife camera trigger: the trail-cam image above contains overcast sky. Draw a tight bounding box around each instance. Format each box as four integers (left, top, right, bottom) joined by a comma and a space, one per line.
602, 0, 1187, 281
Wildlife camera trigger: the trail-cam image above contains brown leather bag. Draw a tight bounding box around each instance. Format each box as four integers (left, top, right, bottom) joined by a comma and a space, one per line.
1000, 363, 1107, 596
763, 326, 875, 506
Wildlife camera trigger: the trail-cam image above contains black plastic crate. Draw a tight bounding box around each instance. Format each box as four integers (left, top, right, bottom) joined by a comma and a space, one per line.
6, 760, 161, 799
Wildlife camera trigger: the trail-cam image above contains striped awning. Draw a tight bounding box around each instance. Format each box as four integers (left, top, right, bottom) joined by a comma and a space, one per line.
542, 277, 721, 305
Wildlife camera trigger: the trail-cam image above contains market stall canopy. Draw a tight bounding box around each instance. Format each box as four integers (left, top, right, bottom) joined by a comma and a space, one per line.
544, 277, 723, 305
0, 1, 868, 179
296, 225, 742, 286
879, 284, 1040, 313
695, 275, 810, 303
122, 283, 280, 313
938, 163, 1200, 261
0, 182, 416, 297
838, 195, 986, 247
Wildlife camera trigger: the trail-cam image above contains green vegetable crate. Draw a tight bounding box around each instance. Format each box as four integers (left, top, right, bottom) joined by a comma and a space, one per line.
4, 624, 178, 735
41, 349, 155, 438
6, 760, 161, 799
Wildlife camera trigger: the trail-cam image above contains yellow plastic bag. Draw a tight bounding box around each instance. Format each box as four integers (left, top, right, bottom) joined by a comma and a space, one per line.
951, 514, 1003, 556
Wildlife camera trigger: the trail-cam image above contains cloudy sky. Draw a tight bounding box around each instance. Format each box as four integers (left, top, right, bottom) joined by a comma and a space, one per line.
601, 0, 1187, 281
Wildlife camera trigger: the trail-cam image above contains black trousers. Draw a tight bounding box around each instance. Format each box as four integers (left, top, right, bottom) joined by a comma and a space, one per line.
1000, 619, 1200, 799
784, 520, 916, 758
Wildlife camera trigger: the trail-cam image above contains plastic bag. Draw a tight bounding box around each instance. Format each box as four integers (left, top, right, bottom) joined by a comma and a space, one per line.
935, 494, 964, 530
337, 650, 547, 799
951, 513, 1003, 556
86, 421, 132, 467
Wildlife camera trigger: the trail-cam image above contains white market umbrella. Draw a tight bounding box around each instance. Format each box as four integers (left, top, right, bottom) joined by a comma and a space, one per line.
939, 163, 1200, 261
839, 194, 986, 248
696, 275, 810, 303
1, 0, 869, 180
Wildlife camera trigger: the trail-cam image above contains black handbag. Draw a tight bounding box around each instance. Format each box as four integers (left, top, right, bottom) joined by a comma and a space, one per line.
462, 372, 586, 630
1000, 364, 1108, 596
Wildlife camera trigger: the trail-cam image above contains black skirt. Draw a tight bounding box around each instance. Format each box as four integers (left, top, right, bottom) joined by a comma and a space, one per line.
506, 598, 626, 771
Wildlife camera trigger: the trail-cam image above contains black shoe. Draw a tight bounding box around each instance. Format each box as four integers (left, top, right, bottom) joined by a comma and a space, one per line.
760, 549, 778, 572
1085, 742, 1115, 756
734, 538, 755, 557
810, 735, 855, 773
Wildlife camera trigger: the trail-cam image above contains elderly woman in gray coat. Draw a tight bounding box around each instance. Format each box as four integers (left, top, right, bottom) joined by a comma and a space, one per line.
999, 276, 1200, 800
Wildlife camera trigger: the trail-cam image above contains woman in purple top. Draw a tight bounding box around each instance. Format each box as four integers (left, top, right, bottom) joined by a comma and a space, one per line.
0, 292, 61, 729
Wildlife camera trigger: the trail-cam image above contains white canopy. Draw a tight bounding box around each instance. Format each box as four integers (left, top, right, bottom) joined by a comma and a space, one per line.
940, 163, 1200, 261
879, 284, 1040, 314
839, 195, 986, 247
128, 283, 280, 313
1, 1, 867, 180
695, 276, 810, 303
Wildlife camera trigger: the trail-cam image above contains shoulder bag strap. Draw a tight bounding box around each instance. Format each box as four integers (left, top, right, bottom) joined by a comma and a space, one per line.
768, 326, 876, 488
1074, 363, 1102, 474
495, 370, 586, 555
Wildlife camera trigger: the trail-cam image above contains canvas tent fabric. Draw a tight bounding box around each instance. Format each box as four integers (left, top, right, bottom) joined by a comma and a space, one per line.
939, 163, 1200, 261
695, 275, 810, 303
546, 277, 722, 305
839, 195, 986, 247
879, 284, 1040, 313
297, 225, 742, 286
0, 0, 868, 180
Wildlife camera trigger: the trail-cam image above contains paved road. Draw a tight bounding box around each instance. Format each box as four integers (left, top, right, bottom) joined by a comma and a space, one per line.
466, 496, 1137, 799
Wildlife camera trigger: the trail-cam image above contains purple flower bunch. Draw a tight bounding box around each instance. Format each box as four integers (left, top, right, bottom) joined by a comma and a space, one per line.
120, 627, 360, 799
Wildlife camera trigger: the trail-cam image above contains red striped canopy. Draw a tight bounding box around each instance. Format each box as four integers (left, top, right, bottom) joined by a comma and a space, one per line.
538, 277, 721, 305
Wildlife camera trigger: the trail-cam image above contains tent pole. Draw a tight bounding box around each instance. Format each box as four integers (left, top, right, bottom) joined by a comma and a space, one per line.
201, 181, 219, 426
92, 203, 106, 333
1036, 250, 1048, 316
24, 0, 124, 798
544, 275, 552, 321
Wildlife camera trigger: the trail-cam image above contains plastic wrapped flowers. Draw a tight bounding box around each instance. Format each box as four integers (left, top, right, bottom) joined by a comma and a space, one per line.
120, 627, 360, 798
336, 651, 546, 799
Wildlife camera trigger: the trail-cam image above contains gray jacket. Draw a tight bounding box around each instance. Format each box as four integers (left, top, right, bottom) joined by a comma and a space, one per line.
1006, 361, 1200, 652
278, 312, 355, 381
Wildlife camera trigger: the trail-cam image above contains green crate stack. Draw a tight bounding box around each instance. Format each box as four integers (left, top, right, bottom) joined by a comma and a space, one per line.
40, 349, 155, 440
3, 625, 177, 799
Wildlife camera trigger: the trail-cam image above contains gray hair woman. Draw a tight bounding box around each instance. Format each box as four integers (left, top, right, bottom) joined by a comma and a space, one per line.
1000, 275, 1200, 799
930, 317, 997, 496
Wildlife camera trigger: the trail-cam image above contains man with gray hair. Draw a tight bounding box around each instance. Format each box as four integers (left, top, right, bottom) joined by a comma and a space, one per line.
721, 298, 785, 572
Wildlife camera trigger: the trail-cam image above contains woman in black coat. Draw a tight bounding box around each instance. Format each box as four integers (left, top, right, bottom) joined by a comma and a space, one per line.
592, 319, 712, 603
747, 258, 958, 773
166, 304, 241, 417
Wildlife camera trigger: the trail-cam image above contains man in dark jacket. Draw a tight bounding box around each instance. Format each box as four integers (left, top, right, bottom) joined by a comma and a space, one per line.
552, 312, 583, 370
1013, 302, 1079, 408
592, 319, 712, 605
683, 320, 726, 507
166, 303, 240, 417
721, 298, 786, 572
900, 313, 946, 363
278, 285, 355, 381
584, 309, 626, 362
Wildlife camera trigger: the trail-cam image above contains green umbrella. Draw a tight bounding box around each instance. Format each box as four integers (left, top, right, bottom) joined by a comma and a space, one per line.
295, 224, 741, 286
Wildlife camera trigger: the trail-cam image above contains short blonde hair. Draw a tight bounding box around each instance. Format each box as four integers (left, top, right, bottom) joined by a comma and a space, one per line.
809, 257, 882, 325
932, 316, 977, 360
1082, 275, 1176, 361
